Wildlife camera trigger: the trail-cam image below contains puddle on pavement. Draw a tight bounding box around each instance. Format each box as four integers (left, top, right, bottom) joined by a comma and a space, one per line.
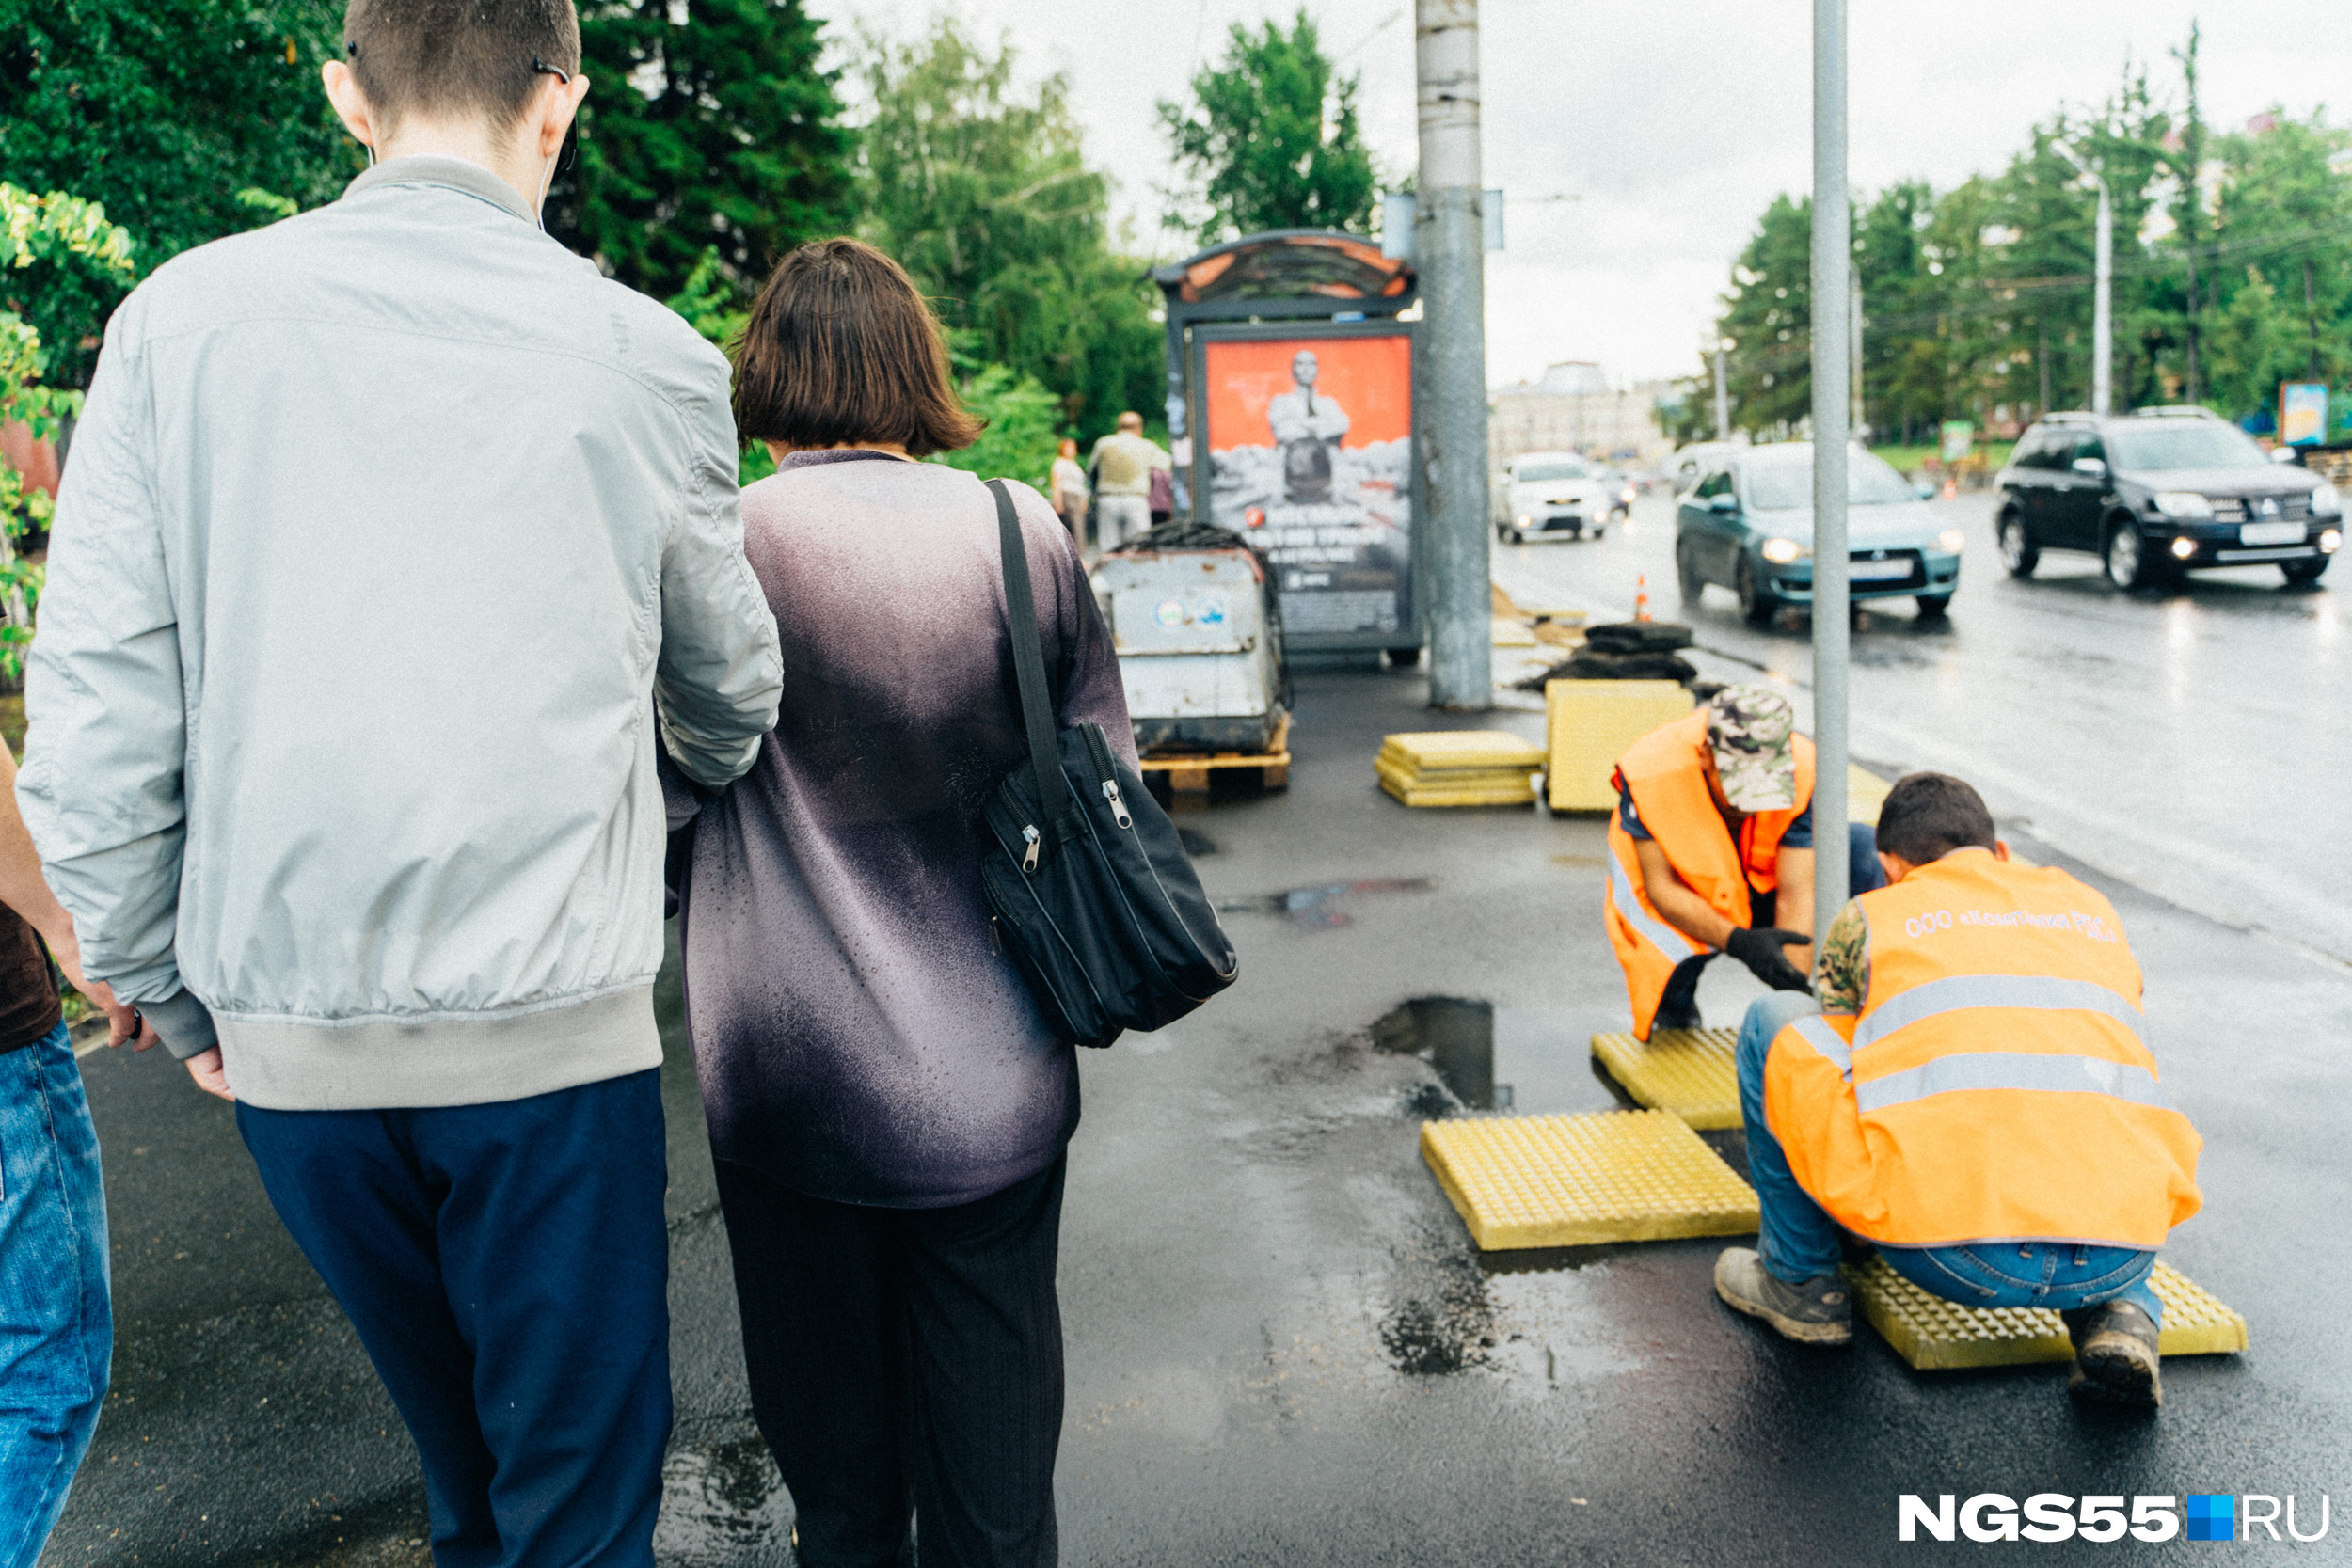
652, 1433, 794, 1565
1216, 877, 1431, 928
1371, 996, 1636, 1117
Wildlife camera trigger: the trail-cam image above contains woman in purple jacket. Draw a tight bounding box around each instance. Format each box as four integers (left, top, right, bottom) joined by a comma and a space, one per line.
666, 238, 1134, 1568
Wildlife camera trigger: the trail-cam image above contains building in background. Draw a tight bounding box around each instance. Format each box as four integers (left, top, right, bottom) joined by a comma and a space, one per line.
1488, 361, 1675, 478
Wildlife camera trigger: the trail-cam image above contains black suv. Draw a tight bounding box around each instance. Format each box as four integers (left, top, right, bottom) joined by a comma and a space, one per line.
1994, 409, 2342, 590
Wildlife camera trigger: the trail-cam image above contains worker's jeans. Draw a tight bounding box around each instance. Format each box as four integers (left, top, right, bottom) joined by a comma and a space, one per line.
1736, 992, 2165, 1330
0, 1022, 112, 1568
1094, 494, 1151, 551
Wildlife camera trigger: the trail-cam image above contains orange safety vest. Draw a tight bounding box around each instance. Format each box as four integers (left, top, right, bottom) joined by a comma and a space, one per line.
1762, 850, 2202, 1249
1603, 708, 1816, 1039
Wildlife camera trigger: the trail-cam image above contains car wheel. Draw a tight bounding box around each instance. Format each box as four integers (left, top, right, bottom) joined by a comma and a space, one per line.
1997, 513, 2038, 578
1735, 555, 1780, 627
2104, 520, 2163, 591
2281, 557, 2329, 588
1676, 541, 1707, 604
1915, 594, 1951, 621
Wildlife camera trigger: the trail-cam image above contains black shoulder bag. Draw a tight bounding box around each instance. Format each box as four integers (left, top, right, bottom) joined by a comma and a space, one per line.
978, 479, 1239, 1047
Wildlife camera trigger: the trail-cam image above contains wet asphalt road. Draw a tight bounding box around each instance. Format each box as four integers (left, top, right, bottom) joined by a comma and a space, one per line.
45, 492, 2352, 1564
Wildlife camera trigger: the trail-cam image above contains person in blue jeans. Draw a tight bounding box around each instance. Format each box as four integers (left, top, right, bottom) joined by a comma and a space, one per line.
1714, 773, 2198, 1407
0, 743, 145, 1567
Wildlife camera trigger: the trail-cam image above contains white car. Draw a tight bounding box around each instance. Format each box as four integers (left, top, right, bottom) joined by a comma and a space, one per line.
1497, 452, 1613, 544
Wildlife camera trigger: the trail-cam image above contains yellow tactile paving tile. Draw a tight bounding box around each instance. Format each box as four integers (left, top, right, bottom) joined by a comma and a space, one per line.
1380, 730, 1547, 771
1421, 1110, 1760, 1251
1375, 760, 1536, 807
1846, 763, 1891, 825
1542, 680, 1694, 811
1591, 1028, 1741, 1130
1846, 1256, 2249, 1370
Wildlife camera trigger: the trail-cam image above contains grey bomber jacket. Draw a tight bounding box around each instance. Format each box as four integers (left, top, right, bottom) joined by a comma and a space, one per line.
17, 158, 784, 1110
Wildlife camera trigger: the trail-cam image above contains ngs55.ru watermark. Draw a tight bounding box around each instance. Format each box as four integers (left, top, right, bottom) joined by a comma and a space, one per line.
1899, 1493, 2330, 1543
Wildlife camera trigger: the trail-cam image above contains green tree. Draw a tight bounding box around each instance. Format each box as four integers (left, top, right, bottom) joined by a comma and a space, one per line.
549, 0, 853, 303
853, 20, 1162, 443
0, 185, 136, 673
1712, 194, 1816, 436
1158, 9, 1379, 244
0, 0, 353, 383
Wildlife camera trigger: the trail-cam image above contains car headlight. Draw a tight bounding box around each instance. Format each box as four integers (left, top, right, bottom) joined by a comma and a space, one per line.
2152, 490, 2214, 520
1759, 537, 1807, 564
1517, 515, 1532, 526
2312, 482, 2342, 516
2321, 528, 2343, 554
1934, 529, 1965, 554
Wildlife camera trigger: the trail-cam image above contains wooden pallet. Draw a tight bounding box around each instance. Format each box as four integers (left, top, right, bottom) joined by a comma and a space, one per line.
1138, 713, 1293, 794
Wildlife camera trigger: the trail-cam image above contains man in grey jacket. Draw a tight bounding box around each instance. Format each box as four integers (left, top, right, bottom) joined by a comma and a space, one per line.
16, 2, 783, 1559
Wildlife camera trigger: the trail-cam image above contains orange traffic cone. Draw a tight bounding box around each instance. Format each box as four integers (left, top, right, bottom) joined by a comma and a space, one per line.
1939, 475, 1958, 500
1634, 574, 1652, 622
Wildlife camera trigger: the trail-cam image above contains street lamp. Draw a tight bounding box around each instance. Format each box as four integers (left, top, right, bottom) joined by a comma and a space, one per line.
2056, 141, 2113, 416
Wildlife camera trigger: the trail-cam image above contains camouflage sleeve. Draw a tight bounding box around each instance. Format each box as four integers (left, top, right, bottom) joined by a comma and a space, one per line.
1813, 900, 1869, 1016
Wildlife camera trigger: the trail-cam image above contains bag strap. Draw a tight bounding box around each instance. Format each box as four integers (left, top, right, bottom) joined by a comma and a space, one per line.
991, 479, 1073, 826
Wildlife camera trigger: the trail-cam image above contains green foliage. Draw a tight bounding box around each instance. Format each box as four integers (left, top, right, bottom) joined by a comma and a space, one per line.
0, 0, 356, 382
1703, 38, 2352, 440
236, 188, 300, 224
0, 184, 122, 675
550, 0, 854, 306
0, 182, 140, 391
853, 19, 1162, 445
937, 362, 1062, 487
1158, 9, 1378, 244
662, 246, 775, 485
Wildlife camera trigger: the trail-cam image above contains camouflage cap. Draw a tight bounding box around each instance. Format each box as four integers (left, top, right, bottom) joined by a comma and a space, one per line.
1705, 684, 1798, 813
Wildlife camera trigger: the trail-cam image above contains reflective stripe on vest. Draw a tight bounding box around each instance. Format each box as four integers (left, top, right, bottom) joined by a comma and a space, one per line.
1851, 974, 2147, 1052
1608, 851, 1701, 959
1787, 1013, 1852, 1076
1853, 1050, 2173, 1114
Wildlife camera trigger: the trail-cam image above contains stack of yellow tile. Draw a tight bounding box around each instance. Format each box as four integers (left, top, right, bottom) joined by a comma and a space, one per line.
1377, 731, 1545, 807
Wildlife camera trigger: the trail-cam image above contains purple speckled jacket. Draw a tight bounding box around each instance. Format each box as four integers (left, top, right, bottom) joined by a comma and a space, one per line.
666, 450, 1136, 1207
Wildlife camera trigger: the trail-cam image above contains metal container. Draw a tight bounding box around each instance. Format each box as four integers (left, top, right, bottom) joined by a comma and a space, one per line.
1091, 544, 1287, 754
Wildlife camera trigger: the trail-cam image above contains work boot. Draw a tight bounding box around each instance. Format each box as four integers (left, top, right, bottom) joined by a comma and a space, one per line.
2068, 1300, 2162, 1407
1653, 954, 1711, 1034
1713, 1247, 1852, 1346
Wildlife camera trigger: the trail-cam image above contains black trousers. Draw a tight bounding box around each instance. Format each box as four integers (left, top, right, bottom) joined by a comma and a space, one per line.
715, 1156, 1067, 1568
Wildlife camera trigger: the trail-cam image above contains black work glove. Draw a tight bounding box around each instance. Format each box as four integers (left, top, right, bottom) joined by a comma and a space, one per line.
1724, 927, 1814, 993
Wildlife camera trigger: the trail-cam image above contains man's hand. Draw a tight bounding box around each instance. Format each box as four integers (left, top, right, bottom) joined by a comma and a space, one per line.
184, 1047, 235, 1103
1725, 927, 1815, 992
48, 929, 154, 1049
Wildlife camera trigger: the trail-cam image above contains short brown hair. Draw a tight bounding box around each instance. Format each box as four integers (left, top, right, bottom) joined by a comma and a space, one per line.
1876, 772, 1997, 863
732, 239, 982, 459
344, 0, 580, 138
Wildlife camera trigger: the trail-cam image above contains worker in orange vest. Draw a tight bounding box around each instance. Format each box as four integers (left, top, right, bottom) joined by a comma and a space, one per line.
1713, 773, 2202, 1407
1605, 685, 1885, 1038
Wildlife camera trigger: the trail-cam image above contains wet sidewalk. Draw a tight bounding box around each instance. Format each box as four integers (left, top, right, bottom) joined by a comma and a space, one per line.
50, 663, 2352, 1565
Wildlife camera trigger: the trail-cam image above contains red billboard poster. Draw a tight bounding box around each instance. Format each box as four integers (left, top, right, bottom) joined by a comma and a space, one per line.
1200, 330, 1414, 643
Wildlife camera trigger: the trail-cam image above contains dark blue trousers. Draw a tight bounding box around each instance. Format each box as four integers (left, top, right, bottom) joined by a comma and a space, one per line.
237, 1070, 671, 1568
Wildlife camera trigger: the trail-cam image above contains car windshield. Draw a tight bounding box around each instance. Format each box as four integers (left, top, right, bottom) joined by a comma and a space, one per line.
1741, 451, 1915, 510
2106, 421, 2270, 471
1516, 462, 1587, 483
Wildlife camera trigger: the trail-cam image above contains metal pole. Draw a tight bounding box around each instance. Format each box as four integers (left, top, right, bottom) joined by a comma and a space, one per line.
2091, 176, 2113, 415
1416, 0, 1491, 710
1809, 0, 1850, 951
1712, 345, 1730, 442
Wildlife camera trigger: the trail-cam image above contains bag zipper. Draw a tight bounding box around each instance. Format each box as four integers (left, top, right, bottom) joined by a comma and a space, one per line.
1102, 778, 1132, 830
1022, 823, 1041, 872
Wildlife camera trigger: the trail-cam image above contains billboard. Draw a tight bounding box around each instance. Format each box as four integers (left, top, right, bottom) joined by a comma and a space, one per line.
1197, 327, 1415, 645
2280, 383, 2328, 448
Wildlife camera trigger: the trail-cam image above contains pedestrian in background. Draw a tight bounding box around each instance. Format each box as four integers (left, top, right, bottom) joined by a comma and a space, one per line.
1088, 409, 1171, 550
673, 236, 1135, 1568
17, 2, 783, 1560
1049, 435, 1089, 545
0, 742, 146, 1568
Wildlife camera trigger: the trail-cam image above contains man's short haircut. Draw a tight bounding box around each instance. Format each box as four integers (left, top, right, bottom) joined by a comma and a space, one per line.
1116, 411, 1142, 429
343, 0, 580, 137
733, 239, 982, 459
1875, 772, 1997, 864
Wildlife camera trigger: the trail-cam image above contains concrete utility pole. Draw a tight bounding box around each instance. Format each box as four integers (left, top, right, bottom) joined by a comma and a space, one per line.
1712, 345, 1731, 442
1415, 0, 1491, 710
1809, 0, 1851, 948
2058, 142, 2113, 414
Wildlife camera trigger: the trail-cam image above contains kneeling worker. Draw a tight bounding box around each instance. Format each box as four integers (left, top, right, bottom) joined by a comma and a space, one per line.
1605, 684, 1885, 1038
1714, 773, 2203, 1406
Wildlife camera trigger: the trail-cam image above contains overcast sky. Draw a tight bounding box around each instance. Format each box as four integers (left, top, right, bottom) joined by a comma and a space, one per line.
816, 1, 2352, 390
